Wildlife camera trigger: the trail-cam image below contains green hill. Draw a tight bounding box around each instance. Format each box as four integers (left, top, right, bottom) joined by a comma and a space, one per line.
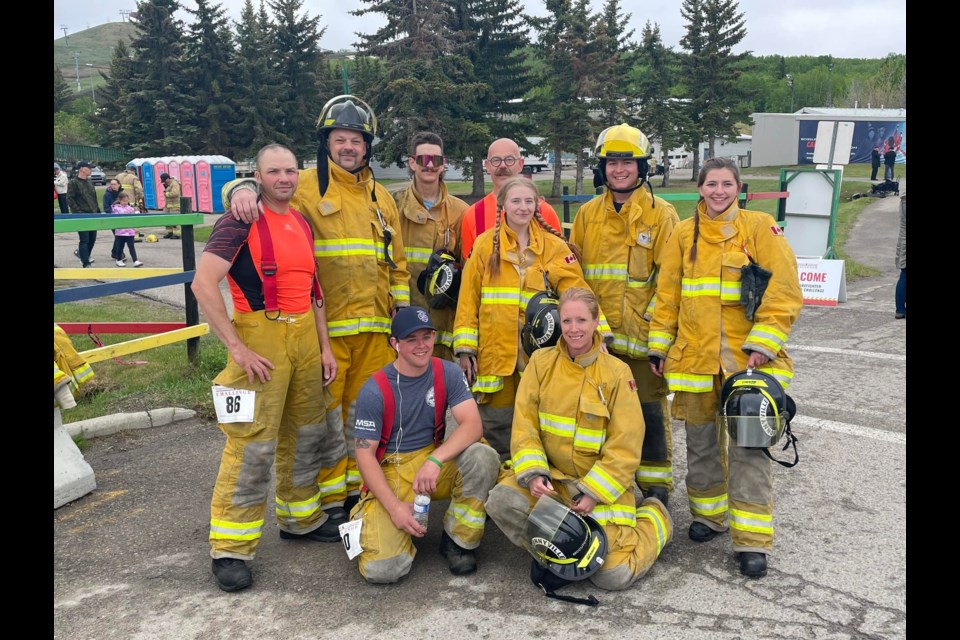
55, 22, 137, 92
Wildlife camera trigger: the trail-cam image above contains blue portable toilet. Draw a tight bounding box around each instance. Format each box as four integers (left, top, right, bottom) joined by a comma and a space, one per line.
139, 159, 159, 210
209, 155, 236, 213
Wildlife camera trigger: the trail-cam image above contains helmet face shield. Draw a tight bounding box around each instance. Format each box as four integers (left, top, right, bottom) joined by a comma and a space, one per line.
719, 370, 790, 448
416, 250, 461, 309
316, 94, 378, 143
521, 290, 561, 356
524, 495, 607, 582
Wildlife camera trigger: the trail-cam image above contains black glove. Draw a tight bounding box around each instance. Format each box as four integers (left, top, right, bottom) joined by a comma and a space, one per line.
648, 355, 663, 371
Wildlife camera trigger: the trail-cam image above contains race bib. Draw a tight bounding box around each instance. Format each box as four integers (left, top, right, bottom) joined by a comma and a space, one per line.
212, 386, 256, 423
339, 518, 363, 560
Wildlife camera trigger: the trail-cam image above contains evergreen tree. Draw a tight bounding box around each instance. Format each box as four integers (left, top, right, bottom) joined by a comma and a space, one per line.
347, 56, 386, 99
678, 0, 753, 177
54, 64, 71, 114
93, 40, 138, 149
268, 0, 326, 163
632, 21, 688, 188
126, 0, 197, 156
591, 0, 636, 126
451, 0, 535, 196
183, 0, 245, 157
352, 0, 487, 175
234, 0, 290, 158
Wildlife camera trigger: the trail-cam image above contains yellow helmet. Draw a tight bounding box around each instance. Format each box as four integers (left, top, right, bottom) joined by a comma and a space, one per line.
145, 234, 158, 243
316, 94, 377, 144
595, 123, 652, 160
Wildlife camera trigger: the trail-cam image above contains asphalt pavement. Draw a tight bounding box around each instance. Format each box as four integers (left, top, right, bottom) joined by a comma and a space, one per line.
53, 175, 907, 640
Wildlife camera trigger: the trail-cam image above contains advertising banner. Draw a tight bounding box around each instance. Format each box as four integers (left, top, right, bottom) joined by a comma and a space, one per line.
798, 120, 905, 165
797, 258, 847, 306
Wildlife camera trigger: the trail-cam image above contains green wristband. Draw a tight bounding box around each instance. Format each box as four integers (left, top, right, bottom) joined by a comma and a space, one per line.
427, 455, 443, 469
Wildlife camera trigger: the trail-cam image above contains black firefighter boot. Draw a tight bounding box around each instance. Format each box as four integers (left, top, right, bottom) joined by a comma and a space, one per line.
738, 552, 768, 578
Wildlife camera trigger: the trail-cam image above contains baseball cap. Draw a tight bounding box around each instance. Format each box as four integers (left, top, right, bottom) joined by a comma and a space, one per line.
391, 306, 435, 340
76, 161, 93, 169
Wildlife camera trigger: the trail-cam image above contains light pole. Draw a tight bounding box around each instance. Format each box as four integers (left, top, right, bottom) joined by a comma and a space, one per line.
786, 74, 795, 112
828, 63, 834, 107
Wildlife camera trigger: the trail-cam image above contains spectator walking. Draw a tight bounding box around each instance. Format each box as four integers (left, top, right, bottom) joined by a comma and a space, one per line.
192, 144, 339, 592
54, 163, 70, 213
103, 179, 127, 262
67, 162, 100, 268
110, 192, 142, 267
883, 142, 897, 181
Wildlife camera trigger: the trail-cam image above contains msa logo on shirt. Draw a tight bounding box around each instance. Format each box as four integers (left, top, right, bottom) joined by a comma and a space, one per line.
356, 419, 376, 428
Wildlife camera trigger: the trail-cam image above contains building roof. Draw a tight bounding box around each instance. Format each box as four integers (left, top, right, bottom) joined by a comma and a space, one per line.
797, 107, 906, 118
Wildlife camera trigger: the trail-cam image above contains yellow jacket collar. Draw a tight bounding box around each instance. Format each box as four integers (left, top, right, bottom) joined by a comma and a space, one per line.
696, 200, 740, 243
402, 181, 449, 224
499, 219, 547, 261
559, 331, 603, 367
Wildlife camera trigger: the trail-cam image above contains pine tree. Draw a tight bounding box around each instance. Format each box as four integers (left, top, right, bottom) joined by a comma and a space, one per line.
126, 0, 197, 156
93, 40, 138, 149
234, 0, 290, 159
591, 0, 636, 126
54, 64, 71, 114
352, 0, 487, 175
452, 0, 535, 196
183, 0, 245, 157
678, 0, 753, 177
268, 0, 327, 163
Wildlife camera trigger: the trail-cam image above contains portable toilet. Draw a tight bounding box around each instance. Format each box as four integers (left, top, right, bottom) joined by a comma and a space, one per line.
194, 158, 213, 214
139, 159, 159, 210
209, 155, 237, 213
154, 159, 169, 210
178, 157, 198, 213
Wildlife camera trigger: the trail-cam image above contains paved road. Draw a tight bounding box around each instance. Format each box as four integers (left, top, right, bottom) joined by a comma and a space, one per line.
54, 181, 906, 639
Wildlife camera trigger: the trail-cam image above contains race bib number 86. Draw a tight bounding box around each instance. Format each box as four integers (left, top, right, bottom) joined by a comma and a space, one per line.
212, 385, 256, 423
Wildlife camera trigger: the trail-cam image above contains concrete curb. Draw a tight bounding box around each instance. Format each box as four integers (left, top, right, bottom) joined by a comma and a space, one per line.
66, 407, 197, 440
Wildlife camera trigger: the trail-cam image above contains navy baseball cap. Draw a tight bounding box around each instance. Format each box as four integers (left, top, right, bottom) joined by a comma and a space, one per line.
76, 161, 93, 169
391, 307, 435, 339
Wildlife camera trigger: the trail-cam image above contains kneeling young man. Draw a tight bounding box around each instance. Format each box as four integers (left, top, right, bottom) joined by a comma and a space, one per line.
351, 307, 500, 583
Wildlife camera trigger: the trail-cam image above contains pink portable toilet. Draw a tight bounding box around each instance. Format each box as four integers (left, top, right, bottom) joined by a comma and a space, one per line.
166, 157, 181, 184
154, 160, 168, 210
179, 157, 198, 212
195, 159, 213, 214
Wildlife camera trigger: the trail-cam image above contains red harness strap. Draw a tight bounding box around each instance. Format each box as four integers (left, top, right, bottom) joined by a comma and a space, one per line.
474, 195, 487, 238
254, 211, 323, 313
363, 358, 448, 491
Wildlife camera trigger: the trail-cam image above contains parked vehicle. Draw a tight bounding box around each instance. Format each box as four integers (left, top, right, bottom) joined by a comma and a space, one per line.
89, 165, 107, 185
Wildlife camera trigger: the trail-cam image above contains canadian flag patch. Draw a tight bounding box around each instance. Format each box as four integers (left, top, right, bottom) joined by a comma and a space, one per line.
770, 225, 784, 236
564, 254, 578, 263
628, 379, 637, 391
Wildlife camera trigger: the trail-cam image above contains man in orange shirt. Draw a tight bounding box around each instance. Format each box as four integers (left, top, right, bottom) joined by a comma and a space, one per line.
460, 138, 563, 261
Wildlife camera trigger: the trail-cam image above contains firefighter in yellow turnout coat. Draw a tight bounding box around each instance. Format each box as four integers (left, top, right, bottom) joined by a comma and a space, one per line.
647, 158, 802, 578
486, 288, 672, 591
571, 123, 679, 498
394, 132, 467, 360
223, 96, 410, 515
453, 177, 607, 460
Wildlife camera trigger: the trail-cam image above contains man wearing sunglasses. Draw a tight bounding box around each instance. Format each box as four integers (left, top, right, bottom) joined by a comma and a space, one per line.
221, 94, 411, 523
459, 138, 563, 261
393, 132, 468, 361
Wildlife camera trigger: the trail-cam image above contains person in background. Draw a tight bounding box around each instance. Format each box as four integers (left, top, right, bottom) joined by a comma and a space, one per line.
571, 123, 679, 504
161, 173, 182, 239
222, 95, 410, 516
110, 192, 142, 267
647, 157, 802, 578
350, 307, 500, 583
67, 161, 100, 268
192, 144, 338, 593
485, 287, 672, 591
870, 146, 881, 181
895, 194, 906, 319
459, 138, 563, 262
883, 141, 897, 181
453, 176, 602, 460
103, 179, 127, 262
394, 131, 468, 360
54, 163, 70, 213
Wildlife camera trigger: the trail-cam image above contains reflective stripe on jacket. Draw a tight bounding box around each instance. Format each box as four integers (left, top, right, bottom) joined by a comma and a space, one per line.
512, 334, 643, 526
648, 202, 802, 391
570, 188, 678, 359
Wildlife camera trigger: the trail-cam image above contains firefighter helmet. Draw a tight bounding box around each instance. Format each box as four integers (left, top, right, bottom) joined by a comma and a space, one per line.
718, 369, 796, 449
521, 289, 561, 357
145, 234, 158, 243
595, 124, 652, 160
525, 495, 607, 582
316, 94, 377, 144
416, 249, 462, 309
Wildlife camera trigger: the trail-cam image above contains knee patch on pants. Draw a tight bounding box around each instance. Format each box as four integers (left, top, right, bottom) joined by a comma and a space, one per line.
456, 442, 501, 501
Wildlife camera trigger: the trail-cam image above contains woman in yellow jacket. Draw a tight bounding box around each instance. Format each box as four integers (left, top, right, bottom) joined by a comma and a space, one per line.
485, 288, 672, 590
453, 177, 602, 460
647, 158, 802, 578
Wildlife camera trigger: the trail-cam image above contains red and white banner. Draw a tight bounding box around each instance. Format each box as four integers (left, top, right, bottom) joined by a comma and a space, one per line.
797, 258, 847, 306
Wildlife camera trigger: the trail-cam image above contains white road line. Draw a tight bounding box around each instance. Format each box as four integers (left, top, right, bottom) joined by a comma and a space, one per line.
791, 415, 905, 444
789, 344, 906, 362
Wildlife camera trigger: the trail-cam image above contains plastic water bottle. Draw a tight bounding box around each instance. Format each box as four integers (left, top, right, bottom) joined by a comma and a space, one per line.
413, 494, 431, 531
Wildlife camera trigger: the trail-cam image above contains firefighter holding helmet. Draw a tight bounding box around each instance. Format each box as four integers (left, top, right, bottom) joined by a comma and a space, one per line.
570, 123, 680, 504
222, 95, 411, 521
486, 287, 672, 592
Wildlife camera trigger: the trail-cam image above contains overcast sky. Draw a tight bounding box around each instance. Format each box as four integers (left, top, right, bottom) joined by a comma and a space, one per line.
54, 0, 906, 59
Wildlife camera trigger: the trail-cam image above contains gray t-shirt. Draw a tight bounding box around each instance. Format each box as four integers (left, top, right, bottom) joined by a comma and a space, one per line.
353, 360, 473, 453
